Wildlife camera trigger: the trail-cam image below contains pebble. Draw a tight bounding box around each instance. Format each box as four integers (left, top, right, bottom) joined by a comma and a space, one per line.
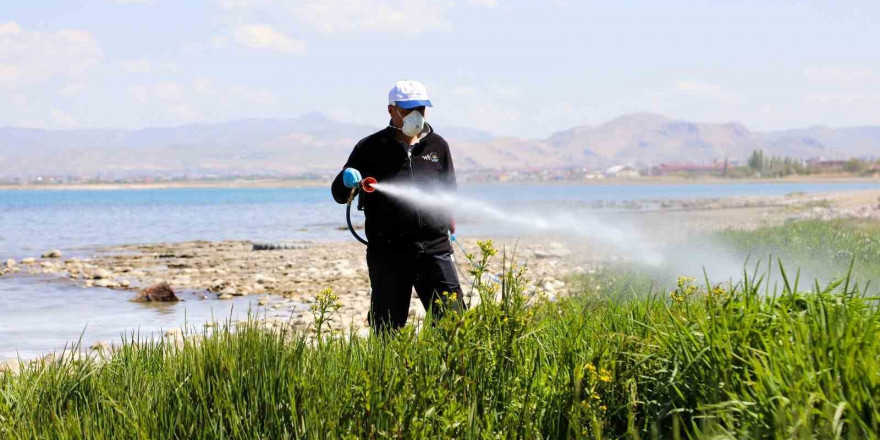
255, 274, 277, 285
94, 279, 117, 288
42, 249, 62, 259
92, 268, 113, 280
21, 257, 36, 264
258, 298, 270, 306
5, 259, 16, 268
218, 294, 234, 300
209, 279, 227, 291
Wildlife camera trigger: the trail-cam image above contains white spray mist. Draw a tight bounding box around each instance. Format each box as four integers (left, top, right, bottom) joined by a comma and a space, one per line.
371, 183, 671, 266
369, 182, 848, 291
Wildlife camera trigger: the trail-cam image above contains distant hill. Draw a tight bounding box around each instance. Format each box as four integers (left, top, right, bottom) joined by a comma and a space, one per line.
543, 113, 879, 168
1, 112, 877, 178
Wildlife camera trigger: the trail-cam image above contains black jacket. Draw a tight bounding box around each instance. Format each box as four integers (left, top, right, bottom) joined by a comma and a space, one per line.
332, 124, 456, 255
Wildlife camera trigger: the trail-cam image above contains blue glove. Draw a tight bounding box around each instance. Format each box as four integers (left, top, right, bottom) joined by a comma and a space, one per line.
342, 168, 362, 188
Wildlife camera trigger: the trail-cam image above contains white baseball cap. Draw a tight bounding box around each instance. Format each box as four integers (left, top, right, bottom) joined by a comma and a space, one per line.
388, 80, 433, 109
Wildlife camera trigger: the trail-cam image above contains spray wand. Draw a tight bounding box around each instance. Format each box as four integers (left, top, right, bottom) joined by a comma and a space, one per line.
346, 178, 499, 286
346, 177, 376, 245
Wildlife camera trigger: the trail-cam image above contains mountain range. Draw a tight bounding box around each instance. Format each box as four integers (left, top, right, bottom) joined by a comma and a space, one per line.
1, 112, 878, 179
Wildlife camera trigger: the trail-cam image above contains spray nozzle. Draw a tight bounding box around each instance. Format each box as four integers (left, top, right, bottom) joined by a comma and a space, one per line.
360, 177, 377, 193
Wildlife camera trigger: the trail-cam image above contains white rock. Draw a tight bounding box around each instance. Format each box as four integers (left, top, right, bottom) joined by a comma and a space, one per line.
94, 279, 117, 288
92, 268, 113, 279
21, 257, 36, 264
42, 249, 62, 259
5, 259, 16, 268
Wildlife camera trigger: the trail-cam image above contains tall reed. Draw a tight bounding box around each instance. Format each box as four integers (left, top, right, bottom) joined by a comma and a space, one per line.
1, 224, 878, 439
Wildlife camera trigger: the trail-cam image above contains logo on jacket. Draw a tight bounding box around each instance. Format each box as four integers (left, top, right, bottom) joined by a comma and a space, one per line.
421, 152, 439, 163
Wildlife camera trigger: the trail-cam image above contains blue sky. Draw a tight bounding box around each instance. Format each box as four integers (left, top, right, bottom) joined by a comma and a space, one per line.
1, 0, 878, 138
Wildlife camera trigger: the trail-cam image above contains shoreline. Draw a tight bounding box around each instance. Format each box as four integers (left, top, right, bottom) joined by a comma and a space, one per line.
1, 174, 876, 192
2, 188, 878, 367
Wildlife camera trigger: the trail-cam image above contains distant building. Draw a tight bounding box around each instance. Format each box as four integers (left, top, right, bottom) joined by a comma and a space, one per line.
806, 158, 847, 172
604, 165, 640, 178
651, 162, 726, 176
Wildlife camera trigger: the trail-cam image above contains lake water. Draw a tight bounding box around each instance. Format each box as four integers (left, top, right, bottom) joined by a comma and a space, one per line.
1, 181, 878, 361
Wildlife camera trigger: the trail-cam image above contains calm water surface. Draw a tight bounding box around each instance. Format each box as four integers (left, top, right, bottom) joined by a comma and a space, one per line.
1, 181, 877, 360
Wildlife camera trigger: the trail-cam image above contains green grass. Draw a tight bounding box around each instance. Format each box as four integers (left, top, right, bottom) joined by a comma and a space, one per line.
716, 219, 880, 285
2, 221, 880, 439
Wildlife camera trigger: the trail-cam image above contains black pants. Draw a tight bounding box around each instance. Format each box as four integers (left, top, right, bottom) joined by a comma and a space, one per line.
366, 249, 465, 331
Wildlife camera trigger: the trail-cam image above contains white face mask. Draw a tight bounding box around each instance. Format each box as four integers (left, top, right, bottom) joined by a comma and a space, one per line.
395, 108, 425, 137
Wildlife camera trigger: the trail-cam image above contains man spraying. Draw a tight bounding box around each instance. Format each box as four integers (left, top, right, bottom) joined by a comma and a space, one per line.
331, 80, 465, 332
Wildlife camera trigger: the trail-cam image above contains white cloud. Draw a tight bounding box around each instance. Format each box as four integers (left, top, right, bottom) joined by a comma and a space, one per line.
233, 24, 307, 53
806, 67, 872, 83
290, 0, 452, 34
0, 21, 103, 88
59, 82, 87, 97
193, 77, 216, 95
469, 0, 499, 7
109, 0, 155, 3
153, 81, 186, 101
122, 58, 151, 73
227, 84, 277, 104
674, 80, 743, 104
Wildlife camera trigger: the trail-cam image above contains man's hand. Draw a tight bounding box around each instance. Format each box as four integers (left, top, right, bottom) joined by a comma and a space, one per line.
343, 168, 362, 188
450, 218, 456, 234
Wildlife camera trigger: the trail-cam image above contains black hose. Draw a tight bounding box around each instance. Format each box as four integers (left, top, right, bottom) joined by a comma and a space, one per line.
347, 186, 369, 245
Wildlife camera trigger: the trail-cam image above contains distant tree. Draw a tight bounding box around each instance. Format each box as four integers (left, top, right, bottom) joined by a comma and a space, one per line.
748, 150, 765, 172
843, 159, 867, 173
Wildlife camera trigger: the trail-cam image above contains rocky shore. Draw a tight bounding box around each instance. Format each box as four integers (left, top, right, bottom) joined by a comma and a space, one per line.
2, 189, 878, 372
1, 238, 591, 333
